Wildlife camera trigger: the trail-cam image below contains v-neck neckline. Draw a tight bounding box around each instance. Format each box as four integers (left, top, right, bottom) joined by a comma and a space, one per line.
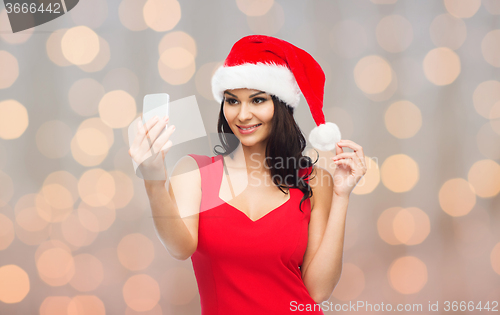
217, 190, 292, 223
215, 154, 293, 223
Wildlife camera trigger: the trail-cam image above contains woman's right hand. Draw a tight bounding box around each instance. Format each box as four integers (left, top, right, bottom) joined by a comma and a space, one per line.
128, 115, 176, 181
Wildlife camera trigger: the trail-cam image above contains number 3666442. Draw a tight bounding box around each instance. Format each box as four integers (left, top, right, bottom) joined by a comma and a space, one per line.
443, 301, 498, 312
5, 2, 62, 14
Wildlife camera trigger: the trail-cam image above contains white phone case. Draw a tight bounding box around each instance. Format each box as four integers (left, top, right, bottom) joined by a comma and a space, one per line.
143, 93, 170, 134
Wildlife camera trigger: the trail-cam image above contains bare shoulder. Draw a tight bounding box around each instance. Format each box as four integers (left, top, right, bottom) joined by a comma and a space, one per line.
168, 154, 202, 203
308, 165, 334, 212
170, 155, 201, 181
169, 155, 202, 206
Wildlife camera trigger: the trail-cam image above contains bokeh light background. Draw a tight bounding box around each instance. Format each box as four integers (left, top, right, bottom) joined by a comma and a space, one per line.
1, 0, 500, 314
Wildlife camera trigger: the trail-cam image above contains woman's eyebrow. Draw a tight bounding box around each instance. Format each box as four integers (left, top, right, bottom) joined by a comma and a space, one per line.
249, 91, 266, 98
223, 91, 266, 98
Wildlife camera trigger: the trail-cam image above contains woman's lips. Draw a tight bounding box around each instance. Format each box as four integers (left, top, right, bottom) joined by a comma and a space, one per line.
237, 124, 261, 134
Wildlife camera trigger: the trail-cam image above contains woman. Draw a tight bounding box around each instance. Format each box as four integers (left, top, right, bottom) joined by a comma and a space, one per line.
129, 35, 367, 314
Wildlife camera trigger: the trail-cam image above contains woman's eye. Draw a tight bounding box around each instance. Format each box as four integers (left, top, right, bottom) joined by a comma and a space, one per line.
225, 98, 266, 104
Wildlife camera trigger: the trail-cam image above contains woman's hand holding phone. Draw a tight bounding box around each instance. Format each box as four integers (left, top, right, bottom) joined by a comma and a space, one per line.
128, 115, 176, 182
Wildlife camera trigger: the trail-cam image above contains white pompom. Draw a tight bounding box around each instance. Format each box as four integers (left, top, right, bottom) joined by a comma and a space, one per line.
308, 122, 341, 151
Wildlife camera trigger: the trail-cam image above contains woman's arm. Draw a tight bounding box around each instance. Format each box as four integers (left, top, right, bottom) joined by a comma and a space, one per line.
302, 140, 366, 303
145, 155, 201, 261
301, 167, 348, 303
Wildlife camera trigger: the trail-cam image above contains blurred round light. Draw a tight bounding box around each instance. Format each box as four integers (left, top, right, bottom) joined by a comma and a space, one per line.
0, 213, 14, 250
236, 0, 274, 16
77, 201, 116, 232
0, 265, 30, 303
36, 247, 75, 286
468, 159, 500, 198
40, 296, 71, 315
378, 206, 403, 245
108, 170, 134, 209
388, 256, 427, 294
196, 62, 223, 100
354, 55, 393, 94
352, 157, 380, 195
481, 29, 500, 68
392, 207, 430, 245
444, 0, 481, 18
423, 47, 461, 86
99, 90, 137, 129
380, 154, 419, 193
491, 242, 500, 275
61, 211, 99, 247
384, 100, 422, 139
46, 29, 71, 67
117, 233, 155, 270
61, 26, 100, 65
0, 99, 28, 140
403, 207, 430, 245
158, 31, 197, 59
119, 0, 148, 31
439, 178, 476, 216
0, 51, 19, 89
123, 274, 160, 312
158, 58, 196, 85
473, 80, 500, 119
69, 254, 104, 292
68, 296, 106, 315
78, 168, 116, 207
78, 36, 111, 73
160, 47, 195, 69
490, 101, 500, 135
35, 191, 72, 223
143, 0, 181, 32
15, 196, 49, 232
393, 208, 414, 244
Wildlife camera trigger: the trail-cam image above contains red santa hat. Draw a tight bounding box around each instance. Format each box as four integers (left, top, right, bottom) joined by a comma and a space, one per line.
211, 35, 341, 151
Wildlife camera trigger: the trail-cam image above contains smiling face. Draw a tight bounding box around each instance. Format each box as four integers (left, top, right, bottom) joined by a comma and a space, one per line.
223, 88, 274, 148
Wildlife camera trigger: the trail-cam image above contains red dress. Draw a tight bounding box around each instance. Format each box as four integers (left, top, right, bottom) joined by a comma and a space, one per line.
188, 154, 325, 315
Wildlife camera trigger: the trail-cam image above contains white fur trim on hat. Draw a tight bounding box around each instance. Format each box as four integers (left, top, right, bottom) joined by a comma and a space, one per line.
211, 62, 301, 108
308, 122, 342, 151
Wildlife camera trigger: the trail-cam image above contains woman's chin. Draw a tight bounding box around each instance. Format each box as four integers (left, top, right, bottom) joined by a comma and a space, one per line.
240, 139, 257, 147
239, 138, 268, 148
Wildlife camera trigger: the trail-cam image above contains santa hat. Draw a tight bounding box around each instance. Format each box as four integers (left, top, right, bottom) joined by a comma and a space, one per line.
211, 35, 341, 152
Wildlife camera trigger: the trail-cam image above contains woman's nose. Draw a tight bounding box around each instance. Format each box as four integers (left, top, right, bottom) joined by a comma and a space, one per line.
237, 102, 252, 120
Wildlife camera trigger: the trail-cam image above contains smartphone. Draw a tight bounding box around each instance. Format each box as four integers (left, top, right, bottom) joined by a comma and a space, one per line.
142, 93, 170, 135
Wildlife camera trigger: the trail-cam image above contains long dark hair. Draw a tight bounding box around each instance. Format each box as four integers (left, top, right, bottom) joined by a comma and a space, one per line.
213, 95, 318, 213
